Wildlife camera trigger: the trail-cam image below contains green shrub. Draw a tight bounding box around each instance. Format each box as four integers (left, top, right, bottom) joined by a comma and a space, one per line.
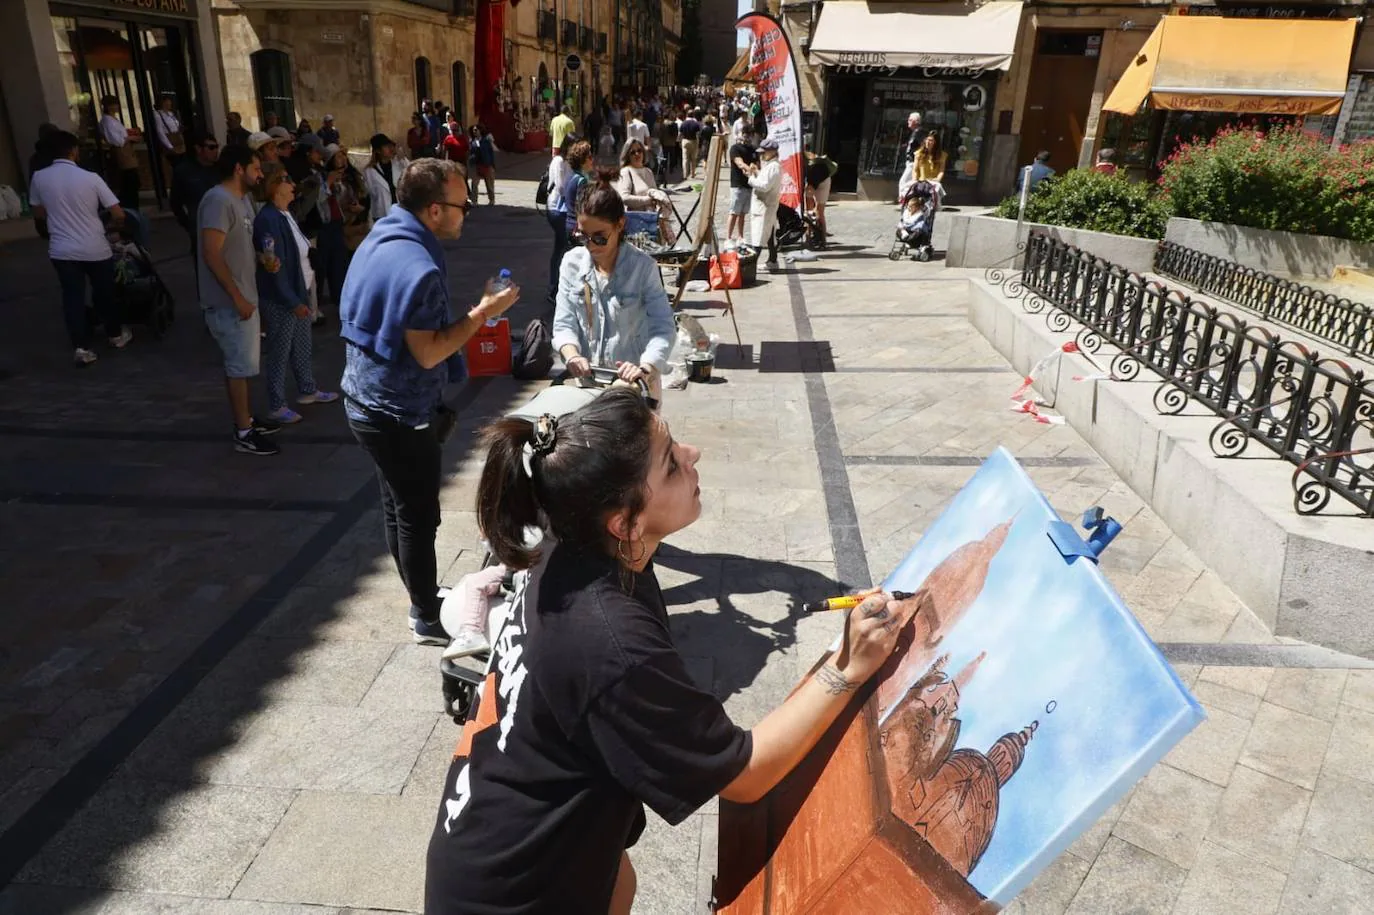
1157, 126, 1374, 243
992, 168, 1171, 239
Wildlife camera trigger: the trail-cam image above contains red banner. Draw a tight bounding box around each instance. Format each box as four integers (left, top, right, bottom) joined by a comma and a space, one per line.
475, 0, 506, 123
736, 12, 805, 211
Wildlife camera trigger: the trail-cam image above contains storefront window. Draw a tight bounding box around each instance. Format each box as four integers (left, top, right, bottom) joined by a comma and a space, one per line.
859, 75, 995, 189
1100, 113, 1153, 168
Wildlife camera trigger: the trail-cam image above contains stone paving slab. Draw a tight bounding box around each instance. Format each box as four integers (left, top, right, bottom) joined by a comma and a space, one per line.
3, 174, 1374, 914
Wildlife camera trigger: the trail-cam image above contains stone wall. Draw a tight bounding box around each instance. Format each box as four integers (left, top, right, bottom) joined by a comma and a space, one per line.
214, 4, 475, 150
944, 213, 1160, 274
1164, 217, 1374, 280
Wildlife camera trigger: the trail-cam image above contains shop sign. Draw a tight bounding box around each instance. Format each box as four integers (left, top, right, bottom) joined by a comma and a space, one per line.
1175, 4, 1347, 18
824, 50, 1004, 75
71, 0, 196, 18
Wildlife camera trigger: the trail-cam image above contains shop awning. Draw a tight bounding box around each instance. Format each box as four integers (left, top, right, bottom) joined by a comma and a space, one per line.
1102, 16, 1357, 116
808, 1, 1024, 72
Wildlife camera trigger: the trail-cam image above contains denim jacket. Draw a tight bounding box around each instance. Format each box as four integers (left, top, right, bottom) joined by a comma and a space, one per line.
552, 243, 675, 373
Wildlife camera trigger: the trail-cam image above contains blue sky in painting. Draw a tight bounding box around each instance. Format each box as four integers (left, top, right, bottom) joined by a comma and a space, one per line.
880, 448, 1203, 904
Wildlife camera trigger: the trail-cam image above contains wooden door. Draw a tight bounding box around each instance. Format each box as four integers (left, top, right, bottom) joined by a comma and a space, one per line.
1019, 31, 1101, 174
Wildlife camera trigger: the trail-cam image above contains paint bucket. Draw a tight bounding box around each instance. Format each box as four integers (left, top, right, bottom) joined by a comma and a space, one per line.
686, 351, 714, 383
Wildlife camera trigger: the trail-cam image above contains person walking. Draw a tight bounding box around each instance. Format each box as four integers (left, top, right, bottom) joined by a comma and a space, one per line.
679, 109, 701, 181
408, 112, 432, 161
98, 95, 142, 211
197, 144, 277, 455
253, 169, 338, 424
804, 149, 838, 249
1016, 150, 1055, 193
549, 104, 575, 154
28, 130, 132, 367
470, 124, 496, 205
745, 137, 782, 272
339, 158, 520, 644
895, 111, 923, 203
626, 108, 650, 147
315, 143, 354, 315
544, 134, 574, 309
171, 131, 221, 264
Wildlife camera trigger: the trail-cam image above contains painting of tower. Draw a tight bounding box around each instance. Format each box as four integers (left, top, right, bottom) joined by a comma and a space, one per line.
716, 448, 1204, 914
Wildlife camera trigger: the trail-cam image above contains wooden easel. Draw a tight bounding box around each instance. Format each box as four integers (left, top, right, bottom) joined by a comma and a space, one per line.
669, 134, 741, 345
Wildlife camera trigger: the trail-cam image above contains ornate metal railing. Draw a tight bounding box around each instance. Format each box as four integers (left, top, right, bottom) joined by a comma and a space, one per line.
1004, 232, 1374, 516
1155, 241, 1374, 359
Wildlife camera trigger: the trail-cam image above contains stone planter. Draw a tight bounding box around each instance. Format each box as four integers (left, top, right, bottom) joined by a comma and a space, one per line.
1164, 217, 1374, 279
944, 214, 1160, 275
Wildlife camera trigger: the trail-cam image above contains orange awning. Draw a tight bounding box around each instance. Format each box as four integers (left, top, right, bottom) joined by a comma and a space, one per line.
1103, 16, 1357, 116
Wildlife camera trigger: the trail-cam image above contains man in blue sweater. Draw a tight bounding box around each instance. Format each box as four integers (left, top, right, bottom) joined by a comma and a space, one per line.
340, 158, 520, 644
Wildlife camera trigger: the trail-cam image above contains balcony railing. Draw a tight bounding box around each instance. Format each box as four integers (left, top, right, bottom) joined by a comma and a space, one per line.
561, 18, 579, 48
580, 25, 594, 51
452, 0, 475, 15
1005, 232, 1374, 517
596, 31, 608, 53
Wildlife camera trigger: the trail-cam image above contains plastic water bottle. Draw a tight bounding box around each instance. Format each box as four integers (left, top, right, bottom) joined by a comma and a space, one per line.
485, 269, 512, 326
263, 235, 275, 259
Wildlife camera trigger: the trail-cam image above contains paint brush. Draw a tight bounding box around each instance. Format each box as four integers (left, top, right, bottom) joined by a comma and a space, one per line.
802, 591, 916, 613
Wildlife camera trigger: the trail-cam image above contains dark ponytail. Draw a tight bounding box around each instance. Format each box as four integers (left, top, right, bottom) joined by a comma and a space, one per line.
576, 172, 627, 225
475, 388, 656, 571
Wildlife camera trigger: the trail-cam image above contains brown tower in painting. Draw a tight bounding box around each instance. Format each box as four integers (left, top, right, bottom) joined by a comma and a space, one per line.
877, 520, 1013, 714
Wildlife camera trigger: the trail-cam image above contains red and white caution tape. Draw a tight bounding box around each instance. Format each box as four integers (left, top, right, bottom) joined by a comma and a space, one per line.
1009, 341, 1109, 425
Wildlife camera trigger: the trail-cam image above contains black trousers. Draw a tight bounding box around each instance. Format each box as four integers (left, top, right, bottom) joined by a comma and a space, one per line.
348, 412, 444, 623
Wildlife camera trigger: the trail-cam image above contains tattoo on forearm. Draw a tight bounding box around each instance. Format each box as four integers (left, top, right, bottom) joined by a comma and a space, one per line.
815, 664, 857, 696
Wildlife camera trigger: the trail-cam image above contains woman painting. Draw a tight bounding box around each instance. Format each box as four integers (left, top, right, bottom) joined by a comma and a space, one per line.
552, 178, 674, 402
253, 170, 339, 424
613, 139, 675, 245
912, 131, 948, 210
425, 387, 918, 913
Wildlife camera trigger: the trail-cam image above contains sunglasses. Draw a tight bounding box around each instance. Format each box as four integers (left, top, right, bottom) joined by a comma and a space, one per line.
438, 200, 473, 214
572, 229, 612, 246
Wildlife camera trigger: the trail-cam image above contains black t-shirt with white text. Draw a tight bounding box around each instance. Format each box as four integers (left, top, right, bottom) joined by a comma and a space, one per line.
425, 544, 752, 914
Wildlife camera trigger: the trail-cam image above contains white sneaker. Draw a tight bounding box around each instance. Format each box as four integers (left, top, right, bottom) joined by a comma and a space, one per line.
108, 327, 133, 349
73, 348, 97, 366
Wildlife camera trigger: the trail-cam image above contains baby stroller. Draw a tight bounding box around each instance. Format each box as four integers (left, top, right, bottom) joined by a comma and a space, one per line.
439, 367, 651, 721
775, 203, 819, 250
889, 180, 937, 262
109, 223, 174, 337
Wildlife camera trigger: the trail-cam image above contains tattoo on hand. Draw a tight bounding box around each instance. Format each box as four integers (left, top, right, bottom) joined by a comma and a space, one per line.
816, 664, 857, 696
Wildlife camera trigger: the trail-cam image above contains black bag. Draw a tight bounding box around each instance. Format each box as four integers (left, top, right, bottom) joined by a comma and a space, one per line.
535, 172, 551, 208
513, 319, 555, 380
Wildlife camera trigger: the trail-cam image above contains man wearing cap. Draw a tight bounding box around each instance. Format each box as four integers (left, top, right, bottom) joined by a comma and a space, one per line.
364, 133, 409, 220
317, 115, 340, 147
745, 136, 782, 272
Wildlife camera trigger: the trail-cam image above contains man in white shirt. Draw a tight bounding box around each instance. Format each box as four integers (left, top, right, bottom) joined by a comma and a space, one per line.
28, 131, 132, 366
153, 95, 186, 191
746, 136, 783, 272
626, 109, 650, 147
98, 95, 141, 210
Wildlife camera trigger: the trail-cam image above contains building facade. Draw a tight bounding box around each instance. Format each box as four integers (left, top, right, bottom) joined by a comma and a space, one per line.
699, 0, 741, 84
0, 0, 228, 199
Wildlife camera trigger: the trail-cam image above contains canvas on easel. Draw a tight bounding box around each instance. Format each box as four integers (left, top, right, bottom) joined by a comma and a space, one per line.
670, 134, 741, 345
716, 448, 1205, 914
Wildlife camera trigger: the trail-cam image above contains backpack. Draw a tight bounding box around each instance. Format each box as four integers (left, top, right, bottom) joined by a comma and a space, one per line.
513, 319, 555, 380
535, 172, 551, 208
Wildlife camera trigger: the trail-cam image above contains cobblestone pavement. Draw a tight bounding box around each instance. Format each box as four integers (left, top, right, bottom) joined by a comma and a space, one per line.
2, 160, 1373, 915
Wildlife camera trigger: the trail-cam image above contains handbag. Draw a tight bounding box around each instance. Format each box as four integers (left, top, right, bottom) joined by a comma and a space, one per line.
709, 251, 742, 290
113, 143, 138, 171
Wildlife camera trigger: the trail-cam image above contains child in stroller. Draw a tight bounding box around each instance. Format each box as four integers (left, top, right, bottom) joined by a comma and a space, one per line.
108, 220, 174, 337
889, 180, 937, 262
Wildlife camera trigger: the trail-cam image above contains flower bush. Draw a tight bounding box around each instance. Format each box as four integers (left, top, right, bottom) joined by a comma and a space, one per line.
1158, 125, 1374, 243
992, 168, 1172, 239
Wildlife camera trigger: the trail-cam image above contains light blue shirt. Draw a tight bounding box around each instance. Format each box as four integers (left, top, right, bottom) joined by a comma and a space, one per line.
553, 243, 675, 373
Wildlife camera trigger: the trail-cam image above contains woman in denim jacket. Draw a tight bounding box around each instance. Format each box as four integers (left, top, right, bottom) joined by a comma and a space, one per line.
553, 177, 675, 401
253, 170, 337, 424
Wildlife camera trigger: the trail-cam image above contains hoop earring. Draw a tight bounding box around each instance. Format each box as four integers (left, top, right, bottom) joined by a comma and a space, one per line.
617, 537, 646, 566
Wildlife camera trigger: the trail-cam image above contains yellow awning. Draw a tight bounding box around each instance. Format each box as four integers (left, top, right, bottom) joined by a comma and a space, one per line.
1103, 16, 1357, 116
